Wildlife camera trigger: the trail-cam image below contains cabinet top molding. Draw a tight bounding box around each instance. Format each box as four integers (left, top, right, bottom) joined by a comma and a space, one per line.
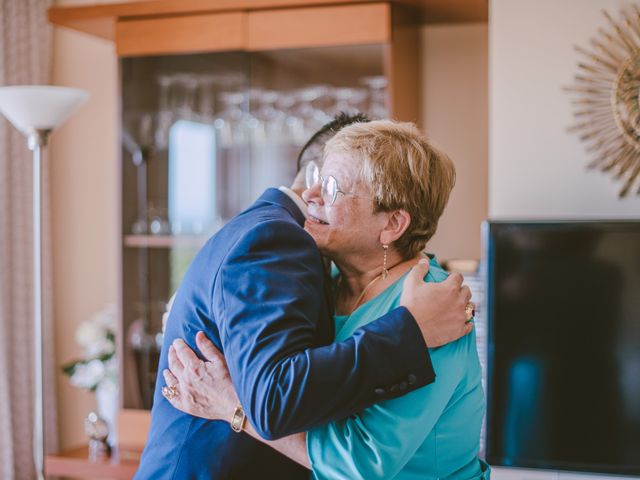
49, 0, 488, 41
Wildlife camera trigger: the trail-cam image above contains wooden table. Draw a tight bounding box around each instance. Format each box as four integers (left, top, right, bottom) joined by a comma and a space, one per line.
45, 446, 141, 479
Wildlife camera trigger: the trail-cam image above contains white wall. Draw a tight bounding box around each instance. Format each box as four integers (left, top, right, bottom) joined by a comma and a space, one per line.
490, 0, 640, 219
490, 0, 639, 479
422, 23, 489, 261
51, 0, 119, 449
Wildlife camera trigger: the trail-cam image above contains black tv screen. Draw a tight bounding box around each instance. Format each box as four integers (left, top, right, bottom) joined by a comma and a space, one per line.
485, 221, 640, 475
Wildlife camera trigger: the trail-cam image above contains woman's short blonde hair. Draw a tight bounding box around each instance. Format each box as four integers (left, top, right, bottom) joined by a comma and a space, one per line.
324, 119, 455, 258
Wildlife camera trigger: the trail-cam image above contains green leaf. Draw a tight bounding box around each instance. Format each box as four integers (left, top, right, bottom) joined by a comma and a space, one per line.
61, 359, 82, 376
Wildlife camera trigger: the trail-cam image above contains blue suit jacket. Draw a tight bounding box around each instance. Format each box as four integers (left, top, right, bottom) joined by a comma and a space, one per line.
135, 189, 435, 479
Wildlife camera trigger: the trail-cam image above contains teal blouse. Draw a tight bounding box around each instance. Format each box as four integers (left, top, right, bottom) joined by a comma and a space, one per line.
306, 257, 489, 480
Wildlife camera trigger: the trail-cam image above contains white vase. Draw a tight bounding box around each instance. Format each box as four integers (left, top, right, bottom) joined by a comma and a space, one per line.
96, 380, 119, 447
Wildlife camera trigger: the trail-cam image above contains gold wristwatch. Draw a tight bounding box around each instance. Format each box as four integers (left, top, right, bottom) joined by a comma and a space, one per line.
230, 406, 246, 433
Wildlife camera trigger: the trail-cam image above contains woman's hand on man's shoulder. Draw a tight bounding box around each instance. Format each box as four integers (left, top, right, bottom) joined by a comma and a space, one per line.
400, 259, 474, 348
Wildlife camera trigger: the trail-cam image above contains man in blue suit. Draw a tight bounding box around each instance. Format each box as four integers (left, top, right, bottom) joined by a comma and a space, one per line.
135, 114, 473, 479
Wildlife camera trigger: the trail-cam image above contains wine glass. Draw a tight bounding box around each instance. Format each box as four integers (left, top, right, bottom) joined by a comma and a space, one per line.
330, 86, 368, 117
361, 76, 388, 119
296, 85, 332, 139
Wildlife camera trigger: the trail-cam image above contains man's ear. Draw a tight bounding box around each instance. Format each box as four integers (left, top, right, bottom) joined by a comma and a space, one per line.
379, 210, 411, 245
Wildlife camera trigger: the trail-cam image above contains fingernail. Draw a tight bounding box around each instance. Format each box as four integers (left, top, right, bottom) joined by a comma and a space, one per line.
419, 258, 429, 265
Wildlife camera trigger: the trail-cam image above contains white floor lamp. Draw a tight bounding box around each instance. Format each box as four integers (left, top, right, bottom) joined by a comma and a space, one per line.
0, 85, 88, 480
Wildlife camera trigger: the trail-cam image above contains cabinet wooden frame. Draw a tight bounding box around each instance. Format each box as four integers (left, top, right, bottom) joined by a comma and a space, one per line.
246, 3, 391, 51
116, 12, 246, 56
48, 0, 487, 41
114, 3, 392, 57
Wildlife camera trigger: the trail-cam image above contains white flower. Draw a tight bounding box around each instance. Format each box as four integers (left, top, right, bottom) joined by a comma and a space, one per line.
65, 304, 119, 392
86, 337, 115, 357
93, 304, 117, 331
70, 359, 106, 390
75, 320, 104, 349
75, 304, 116, 354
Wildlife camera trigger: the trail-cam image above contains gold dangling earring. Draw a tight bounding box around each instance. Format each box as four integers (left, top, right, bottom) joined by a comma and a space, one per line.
382, 244, 389, 279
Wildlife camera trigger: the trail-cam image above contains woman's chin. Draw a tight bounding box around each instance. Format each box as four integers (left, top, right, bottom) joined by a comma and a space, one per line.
304, 220, 327, 247
304, 218, 322, 232
304, 219, 318, 234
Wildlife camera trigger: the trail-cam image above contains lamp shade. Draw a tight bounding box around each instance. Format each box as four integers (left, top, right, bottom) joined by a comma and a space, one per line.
0, 85, 89, 135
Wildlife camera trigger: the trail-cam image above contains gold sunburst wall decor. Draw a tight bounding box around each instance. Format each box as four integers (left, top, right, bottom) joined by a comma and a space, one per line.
566, 4, 640, 197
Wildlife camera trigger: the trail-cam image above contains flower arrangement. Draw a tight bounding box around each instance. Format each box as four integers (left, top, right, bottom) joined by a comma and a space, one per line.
62, 305, 118, 392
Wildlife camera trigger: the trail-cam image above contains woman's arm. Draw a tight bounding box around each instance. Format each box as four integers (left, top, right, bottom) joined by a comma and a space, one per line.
164, 332, 310, 468
242, 421, 310, 468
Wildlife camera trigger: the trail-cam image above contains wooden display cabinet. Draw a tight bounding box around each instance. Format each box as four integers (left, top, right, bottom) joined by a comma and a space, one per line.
49, 0, 487, 445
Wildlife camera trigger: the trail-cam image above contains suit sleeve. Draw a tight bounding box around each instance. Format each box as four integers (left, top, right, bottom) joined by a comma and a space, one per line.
214, 219, 435, 440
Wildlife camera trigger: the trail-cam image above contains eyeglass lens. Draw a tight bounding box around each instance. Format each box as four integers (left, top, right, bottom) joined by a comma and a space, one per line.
305, 161, 338, 205
305, 161, 320, 190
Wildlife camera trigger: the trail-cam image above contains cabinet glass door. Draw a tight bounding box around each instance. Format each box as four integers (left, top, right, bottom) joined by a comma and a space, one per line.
120, 45, 387, 409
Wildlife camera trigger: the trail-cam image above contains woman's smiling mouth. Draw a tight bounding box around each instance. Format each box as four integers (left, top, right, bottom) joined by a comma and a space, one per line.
308, 214, 329, 225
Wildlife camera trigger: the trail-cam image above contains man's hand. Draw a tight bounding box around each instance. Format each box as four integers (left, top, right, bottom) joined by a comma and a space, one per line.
162, 332, 239, 421
400, 259, 474, 348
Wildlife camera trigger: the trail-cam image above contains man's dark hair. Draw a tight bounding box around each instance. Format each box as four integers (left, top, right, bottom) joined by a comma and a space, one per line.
296, 112, 370, 172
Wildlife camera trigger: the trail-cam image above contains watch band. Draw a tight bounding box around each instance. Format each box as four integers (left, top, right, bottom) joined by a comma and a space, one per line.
230, 405, 246, 433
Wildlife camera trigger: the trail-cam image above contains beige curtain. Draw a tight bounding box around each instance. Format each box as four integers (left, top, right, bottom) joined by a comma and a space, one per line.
0, 0, 58, 478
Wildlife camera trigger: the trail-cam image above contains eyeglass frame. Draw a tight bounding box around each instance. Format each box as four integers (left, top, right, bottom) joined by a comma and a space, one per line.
304, 160, 370, 206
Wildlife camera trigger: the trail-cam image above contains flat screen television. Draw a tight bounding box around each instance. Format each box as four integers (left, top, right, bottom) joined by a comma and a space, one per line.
484, 221, 640, 476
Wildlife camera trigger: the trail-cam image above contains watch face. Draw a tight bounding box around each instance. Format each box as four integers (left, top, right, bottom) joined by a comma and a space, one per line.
231, 406, 245, 432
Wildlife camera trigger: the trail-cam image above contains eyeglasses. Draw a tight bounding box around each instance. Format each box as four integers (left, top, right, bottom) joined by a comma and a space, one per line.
305, 161, 367, 206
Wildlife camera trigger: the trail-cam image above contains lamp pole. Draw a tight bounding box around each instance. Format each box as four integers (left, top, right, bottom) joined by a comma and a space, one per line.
28, 129, 51, 480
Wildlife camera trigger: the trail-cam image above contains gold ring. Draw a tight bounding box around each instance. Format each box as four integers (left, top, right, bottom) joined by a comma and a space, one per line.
465, 303, 476, 320
162, 385, 178, 400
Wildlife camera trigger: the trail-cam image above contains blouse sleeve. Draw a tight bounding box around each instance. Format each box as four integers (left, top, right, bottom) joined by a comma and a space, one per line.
306, 340, 467, 480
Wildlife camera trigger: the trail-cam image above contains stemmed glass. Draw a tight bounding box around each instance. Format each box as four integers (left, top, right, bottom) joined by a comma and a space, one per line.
123, 110, 156, 235
248, 89, 287, 144
215, 90, 252, 219
361, 76, 388, 119
276, 92, 307, 146
154, 75, 173, 151
296, 85, 332, 139
330, 86, 368, 117
172, 73, 199, 121
197, 74, 217, 123
214, 91, 249, 148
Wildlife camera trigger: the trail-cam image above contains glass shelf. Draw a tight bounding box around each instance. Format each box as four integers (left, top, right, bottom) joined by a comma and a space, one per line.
123, 235, 209, 249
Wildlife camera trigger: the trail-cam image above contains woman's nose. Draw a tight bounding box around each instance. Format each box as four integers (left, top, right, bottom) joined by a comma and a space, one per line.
302, 182, 324, 205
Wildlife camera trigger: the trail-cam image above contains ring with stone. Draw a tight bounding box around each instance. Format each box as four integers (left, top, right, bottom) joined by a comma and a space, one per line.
162, 385, 178, 400
465, 302, 476, 320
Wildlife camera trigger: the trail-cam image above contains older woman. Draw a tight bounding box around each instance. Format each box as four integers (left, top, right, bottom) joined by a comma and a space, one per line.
166, 120, 489, 479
